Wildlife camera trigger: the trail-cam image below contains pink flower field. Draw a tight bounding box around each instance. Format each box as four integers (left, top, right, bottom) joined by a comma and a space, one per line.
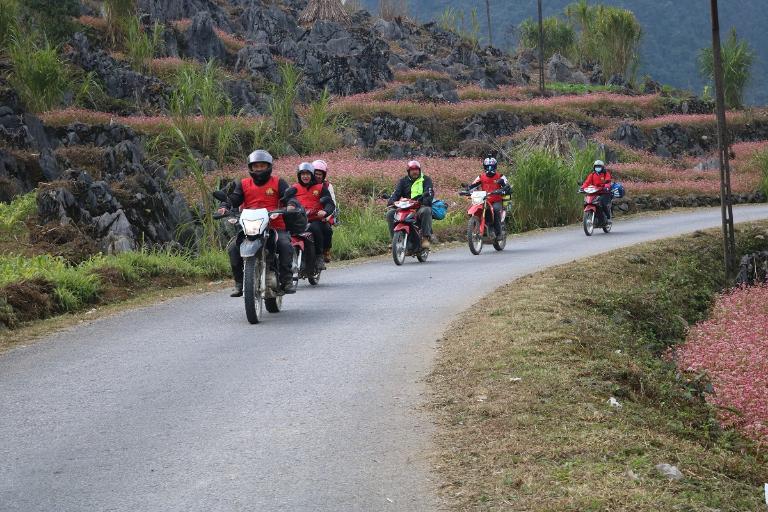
675, 285, 768, 446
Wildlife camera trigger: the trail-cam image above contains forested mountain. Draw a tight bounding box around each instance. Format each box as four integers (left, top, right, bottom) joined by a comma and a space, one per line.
358, 0, 767, 105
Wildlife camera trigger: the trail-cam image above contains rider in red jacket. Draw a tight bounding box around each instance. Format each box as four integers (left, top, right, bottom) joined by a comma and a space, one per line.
467, 157, 511, 241
580, 159, 613, 222
283, 162, 336, 272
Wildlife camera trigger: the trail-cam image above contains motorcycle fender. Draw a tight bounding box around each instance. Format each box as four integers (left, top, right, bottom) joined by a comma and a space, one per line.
584, 205, 598, 213
291, 238, 305, 252
467, 203, 483, 216
394, 224, 411, 234
240, 238, 263, 258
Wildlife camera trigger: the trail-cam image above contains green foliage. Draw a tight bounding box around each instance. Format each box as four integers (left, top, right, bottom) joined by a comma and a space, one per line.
510, 146, 597, 232
546, 81, 620, 94
590, 6, 642, 79
518, 16, 576, 61
698, 28, 755, 109
438, 6, 481, 47
0, 192, 36, 234
8, 33, 70, 112
299, 88, 347, 154
19, 0, 79, 42
331, 202, 390, 260
124, 16, 163, 72
104, 0, 136, 44
0, 0, 19, 50
269, 63, 301, 150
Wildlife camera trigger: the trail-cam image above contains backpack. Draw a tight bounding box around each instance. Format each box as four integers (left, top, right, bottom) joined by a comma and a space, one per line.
431, 199, 448, 220
611, 183, 625, 199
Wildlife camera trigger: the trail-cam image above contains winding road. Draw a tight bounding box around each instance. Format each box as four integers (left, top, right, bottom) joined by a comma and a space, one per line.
2, 205, 768, 512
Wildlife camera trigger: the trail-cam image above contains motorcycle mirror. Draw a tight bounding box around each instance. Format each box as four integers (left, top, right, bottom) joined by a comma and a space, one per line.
379, 191, 390, 200
212, 190, 228, 202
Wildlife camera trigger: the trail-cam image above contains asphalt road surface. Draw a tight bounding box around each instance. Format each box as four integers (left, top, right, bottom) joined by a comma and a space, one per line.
2, 205, 768, 512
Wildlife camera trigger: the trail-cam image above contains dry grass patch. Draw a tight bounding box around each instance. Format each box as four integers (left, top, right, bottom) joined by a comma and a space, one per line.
431, 224, 768, 511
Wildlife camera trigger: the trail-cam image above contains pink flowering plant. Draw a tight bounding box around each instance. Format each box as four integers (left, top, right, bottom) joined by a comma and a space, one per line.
674, 285, 768, 446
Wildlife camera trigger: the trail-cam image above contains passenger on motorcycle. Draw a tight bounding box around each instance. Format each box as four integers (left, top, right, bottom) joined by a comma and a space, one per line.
311, 159, 336, 263
580, 159, 613, 222
283, 162, 336, 272
387, 160, 435, 249
466, 157, 511, 241
217, 149, 297, 297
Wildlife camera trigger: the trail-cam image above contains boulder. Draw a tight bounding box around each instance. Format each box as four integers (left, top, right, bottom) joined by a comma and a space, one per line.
181, 12, 227, 63
138, 0, 233, 30
67, 33, 169, 111
546, 53, 588, 84
357, 115, 428, 148
460, 111, 523, 141
612, 123, 649, 150
235, 44, 280, 82
393, 78, 459, 103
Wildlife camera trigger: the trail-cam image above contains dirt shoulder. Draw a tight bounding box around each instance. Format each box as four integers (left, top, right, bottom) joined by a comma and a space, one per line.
430, 222, 768, 511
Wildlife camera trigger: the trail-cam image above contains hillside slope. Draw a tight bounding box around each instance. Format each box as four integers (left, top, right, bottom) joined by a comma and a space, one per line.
359, 0, 767, 105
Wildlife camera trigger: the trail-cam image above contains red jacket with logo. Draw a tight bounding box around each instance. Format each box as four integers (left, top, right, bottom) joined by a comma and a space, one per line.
470, 174, 510, 204
238, 175, 287, 230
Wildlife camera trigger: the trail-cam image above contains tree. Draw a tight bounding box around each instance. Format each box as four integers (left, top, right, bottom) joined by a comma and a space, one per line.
699, 28, 754, 109
565, 0, 597, 65
518, 16, 576, 61
299, 0, 351, 25
590, 6, 642, 79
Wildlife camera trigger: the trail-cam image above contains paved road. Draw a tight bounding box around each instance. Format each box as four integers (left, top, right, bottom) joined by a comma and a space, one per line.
2, 205, 768, 512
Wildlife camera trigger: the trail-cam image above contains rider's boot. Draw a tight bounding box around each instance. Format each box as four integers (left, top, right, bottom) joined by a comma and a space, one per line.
282, 279, 297, 294
315, 255, 326, 270
323, 249, 332, 263
230, 282, 243, 297
421, 238, 431, 249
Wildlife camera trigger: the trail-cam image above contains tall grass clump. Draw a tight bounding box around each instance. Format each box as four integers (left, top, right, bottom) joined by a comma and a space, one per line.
331, 203, 390, 260
104, 0, 136, 44
124, 15, 163, 72
438, 7, 481, 47
8, 33, 69, 112
510, 149, 582, 231
0, 0, 19, 50
752, 149, 768, 197
518, 16, 576, 61
0, 192, 36, 234
699, 28, 754, 109
299, 88, 347, 154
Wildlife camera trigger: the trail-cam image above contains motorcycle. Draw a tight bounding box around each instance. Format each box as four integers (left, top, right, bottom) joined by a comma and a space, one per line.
290, 209, 324, 287
213, 190, 288, 325
459, 188, 507, 254
389, 198, 430, 266
580, 185, 612, 236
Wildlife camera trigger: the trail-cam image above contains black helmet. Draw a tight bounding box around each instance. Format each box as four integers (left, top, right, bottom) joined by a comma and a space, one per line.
483, 157, 498, 177
247, 149, 274, 185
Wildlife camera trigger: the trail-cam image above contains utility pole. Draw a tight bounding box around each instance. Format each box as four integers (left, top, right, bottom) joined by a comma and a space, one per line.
537, 0, 545, 94
485, 0, 493, 47
709, 0, 736, 283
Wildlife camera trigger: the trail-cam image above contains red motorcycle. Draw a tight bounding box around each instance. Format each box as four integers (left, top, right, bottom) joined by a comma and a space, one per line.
290, 209, 324, 286
580, 185, 612, 236
389, 198, 429, 266
459, 188, 507, 254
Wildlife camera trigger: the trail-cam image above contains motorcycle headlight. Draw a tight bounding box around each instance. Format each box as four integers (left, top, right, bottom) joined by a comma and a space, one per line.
242, 218, 264, 236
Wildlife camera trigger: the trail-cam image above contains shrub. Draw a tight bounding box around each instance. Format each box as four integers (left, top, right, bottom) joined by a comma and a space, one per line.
0, 192, 36, 234
124, 15, 163, 73
299, 88, 347, 154
0, 0, 19, 50
590, 6, 642, 79
8, 33, 69, 112
19, 0, 79, 42
438, 7, 481, 47
104, 0, 136, 44
518, 16, 576, 61
752, 148, 768, 197
698, 28, 754, 109
510, 148, 582, 231
331, 202, 390, 260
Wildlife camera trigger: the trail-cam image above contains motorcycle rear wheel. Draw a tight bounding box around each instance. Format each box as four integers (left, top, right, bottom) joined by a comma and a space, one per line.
243, 256, 264, 324
291, 250, 301, 285
492, 224, 507, 251
392, 231, 406, 266
602, 219, 612, 233
265, 295, 283, 313
417, 249, 429, 262
308, 270, 321, 286
583, 211, 595, 236
467, 216, 483, 255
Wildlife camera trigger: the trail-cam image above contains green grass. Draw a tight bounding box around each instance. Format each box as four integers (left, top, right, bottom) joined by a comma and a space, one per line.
0, 0, 19, 50
124, 15, 163, 73
547, 81, 623, 94
752, 148, 768, 197
298, 88, 347, 154
0, 192, 36, 235
431, 222, 768, 511
9, 33, 69, 112
0, 249, 230, 328
331, 202, 391, 260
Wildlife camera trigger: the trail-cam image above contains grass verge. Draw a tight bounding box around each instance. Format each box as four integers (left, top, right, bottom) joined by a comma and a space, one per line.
430, 222, 768, 511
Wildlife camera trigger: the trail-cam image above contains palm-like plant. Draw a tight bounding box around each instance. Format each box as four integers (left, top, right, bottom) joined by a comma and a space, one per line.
699, 28, 754, 109
590, 6, 642, 79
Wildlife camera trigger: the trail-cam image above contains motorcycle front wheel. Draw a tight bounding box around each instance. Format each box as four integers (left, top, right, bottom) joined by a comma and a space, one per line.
308, 269, 321, 286
492, 223, 507, 251
416, 248, 429, 262
467, 216, 483, 255
583, 211, 595, 236
392, 231, 406, 266
265, 294, 283, 313
243, 255, 264, 324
